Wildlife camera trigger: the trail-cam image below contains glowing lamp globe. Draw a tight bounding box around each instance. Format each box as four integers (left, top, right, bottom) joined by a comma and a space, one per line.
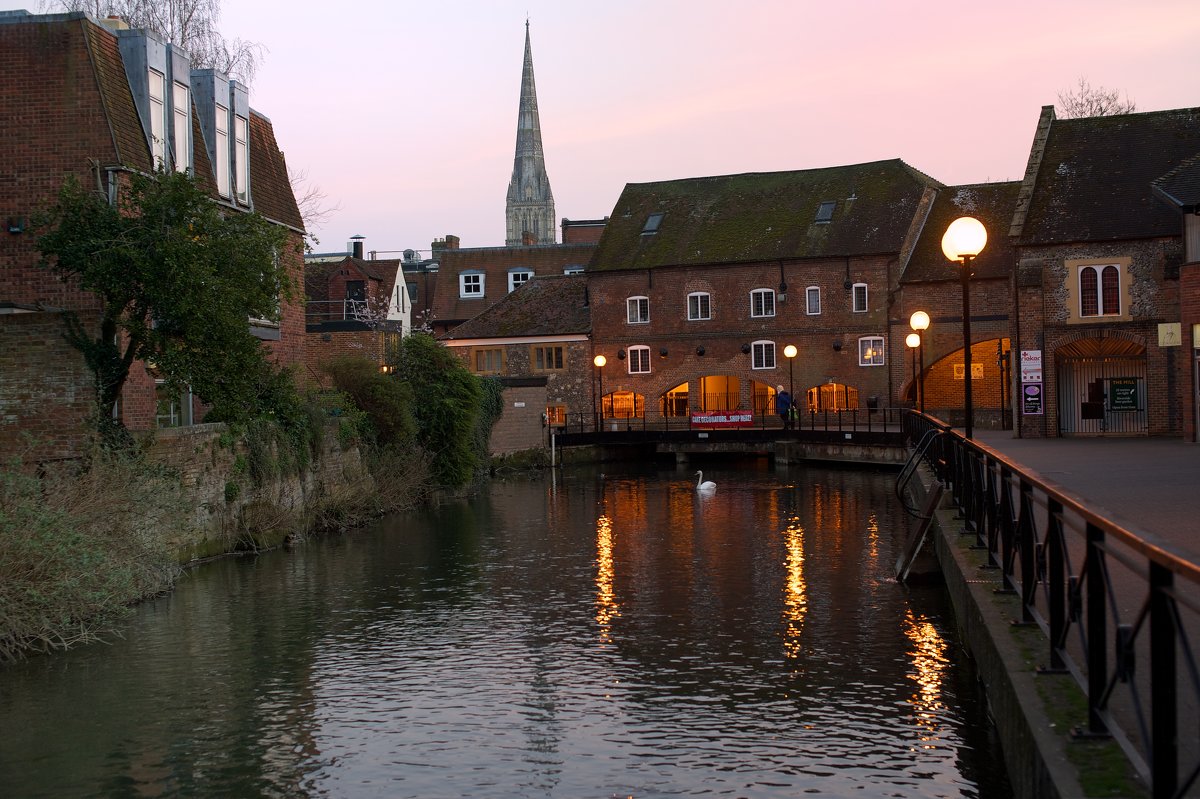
593, 355, 606, 368
783, 344, 798, 359
906, 332, 921, 349
941, 217, 987, 262
909, 310, 930, 332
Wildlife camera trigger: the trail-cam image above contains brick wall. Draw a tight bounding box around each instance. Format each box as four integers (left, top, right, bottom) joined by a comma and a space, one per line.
450, 339, 595, 426
304, 328, 391, 386
1181, 261, 1200, 442
488, 384, 549, 456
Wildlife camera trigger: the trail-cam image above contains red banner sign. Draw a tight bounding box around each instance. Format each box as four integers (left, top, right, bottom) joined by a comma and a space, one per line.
690, 410, 753, 429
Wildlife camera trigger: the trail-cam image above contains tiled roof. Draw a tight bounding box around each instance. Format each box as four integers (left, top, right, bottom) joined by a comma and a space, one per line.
903, 182, 1021, 283
441, 274, 590, 340
1019, 107, 1200, 244
83, 18, 152, 172
589, 159, 943, 271
1153, 153, 1200, 212
304, 257, 402, 303
248, 112, 302, 230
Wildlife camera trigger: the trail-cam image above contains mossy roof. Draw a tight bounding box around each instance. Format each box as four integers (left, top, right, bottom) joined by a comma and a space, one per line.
1020, 107, 1200, 244
903, 182, 1021, 283
589, 159, 942, 271
441, 275, 589, 340
1153, 153, 1200, 212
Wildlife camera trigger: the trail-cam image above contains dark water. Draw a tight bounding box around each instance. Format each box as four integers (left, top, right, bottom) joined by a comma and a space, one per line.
0, 461, 1011, 798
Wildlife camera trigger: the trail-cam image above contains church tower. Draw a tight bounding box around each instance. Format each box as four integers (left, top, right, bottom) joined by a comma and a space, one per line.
505, 22, 556, 246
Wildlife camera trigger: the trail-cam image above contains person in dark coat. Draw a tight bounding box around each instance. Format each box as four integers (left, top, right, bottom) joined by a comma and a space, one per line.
775, 385, 793, 429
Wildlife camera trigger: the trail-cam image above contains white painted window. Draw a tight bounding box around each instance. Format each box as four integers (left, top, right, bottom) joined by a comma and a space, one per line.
508, 269, 533, 293
148, 69, 166, 167
806, 286, 821, 315
215, 103, 230, 198
628, 346, 651, 374
750, 288, 775, 318
858, 336, 885, 366
627, 296, 650, 324
852, 283, 868, 313
171, 81, 189, 173
459, 271, 484, 298
752, 340, 776, 370
687, 292, 711, 321
234, 114, 249, 204
564, 265, 584, 275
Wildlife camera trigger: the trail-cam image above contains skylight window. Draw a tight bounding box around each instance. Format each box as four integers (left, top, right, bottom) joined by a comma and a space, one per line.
814, 201, 836, 223
641, 213, 664, 235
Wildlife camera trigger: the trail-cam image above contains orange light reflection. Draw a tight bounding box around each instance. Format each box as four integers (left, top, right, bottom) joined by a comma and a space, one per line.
903, 608, 948, 742
781, 516, 807, 659
595, 513, 620, 643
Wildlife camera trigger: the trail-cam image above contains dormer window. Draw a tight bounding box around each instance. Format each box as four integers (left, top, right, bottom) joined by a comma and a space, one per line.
815, 201, 835, 223
234, 113, 249, 204
641, 213, 664, 235
508, 268, 532, 293
215, 103, 230, 197
171, 81, 190, 172
148, 69, 167, 167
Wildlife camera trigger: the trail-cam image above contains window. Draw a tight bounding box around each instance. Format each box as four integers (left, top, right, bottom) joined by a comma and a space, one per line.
155, 380, 192, 428
859, 336, 885, 366
852, 283, 868, 313
627, 296, 650, 324
815, 201, 836, 223
545, 405, 566, 426
234, 114, 249, 204
750, 288, 775, 318
1079, 264, 1121, 317
215, 103, 230, 198
172, 81, 189, 172
806, 286, 821, 315
627, 346, 651, 374
473, 348, 505, 374
508, 269, 533, 293
687, 292, 711, 320
148, 69, 167, 167
642, 213, 664, 235
459, 271, 484, 298
752, 340, 776, 370
532, 345, 565, 371
564, 265, 584, 275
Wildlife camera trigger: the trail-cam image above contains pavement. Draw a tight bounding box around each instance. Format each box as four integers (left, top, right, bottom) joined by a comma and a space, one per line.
970, 430, 1200, 566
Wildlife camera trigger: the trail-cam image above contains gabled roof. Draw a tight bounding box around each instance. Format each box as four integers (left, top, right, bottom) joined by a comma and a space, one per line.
904, 182, 1021, 282
1017, 107, 1200, 245
304, 257, 402, 303
82, 17, 154, 173
589, 159, 943, 271
1153, 153, 1200, 213
248, 112, 303, 230
441, 274, 589, 340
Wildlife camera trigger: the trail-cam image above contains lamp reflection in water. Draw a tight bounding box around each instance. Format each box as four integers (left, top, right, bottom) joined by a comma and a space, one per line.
903, 609, 949, 745
595, 513, 620, 643
781, 516, 808, 659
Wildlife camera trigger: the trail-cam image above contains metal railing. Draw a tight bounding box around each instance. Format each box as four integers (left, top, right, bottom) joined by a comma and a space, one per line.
905, 412, 1200, 798
553, 406, 907, 437
305, 299, 368, 323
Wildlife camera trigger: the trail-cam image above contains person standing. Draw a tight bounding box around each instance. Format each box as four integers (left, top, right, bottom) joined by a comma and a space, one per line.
775, 385, 793, 430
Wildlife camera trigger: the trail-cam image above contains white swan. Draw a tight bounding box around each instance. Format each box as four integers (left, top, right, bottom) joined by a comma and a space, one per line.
695, 471, 716, 492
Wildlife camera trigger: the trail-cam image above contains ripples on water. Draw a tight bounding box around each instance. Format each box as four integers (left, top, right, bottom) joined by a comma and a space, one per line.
0, 462, 1011, 798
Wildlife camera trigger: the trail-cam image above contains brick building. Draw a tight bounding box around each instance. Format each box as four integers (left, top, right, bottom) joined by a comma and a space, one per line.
1010, 106, 1199, 437
585, 161, 942, 424
0, 10, 304, 460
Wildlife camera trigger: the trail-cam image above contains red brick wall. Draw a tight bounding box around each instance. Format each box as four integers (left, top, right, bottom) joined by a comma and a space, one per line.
304, 329, 390, 386
447, 339, 595, 425
488, 384, 550, 456
1181, 261, 1200, 442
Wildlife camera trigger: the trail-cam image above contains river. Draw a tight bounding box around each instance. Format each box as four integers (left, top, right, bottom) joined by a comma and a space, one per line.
0, 461, 1012, 798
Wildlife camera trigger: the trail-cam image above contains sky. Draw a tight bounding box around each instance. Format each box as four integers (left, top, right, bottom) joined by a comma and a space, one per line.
12, 1, 1200, 256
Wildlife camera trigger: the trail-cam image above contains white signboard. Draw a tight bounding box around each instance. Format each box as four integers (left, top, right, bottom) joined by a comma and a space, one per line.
1158, 323, 1181, 347
1020, 349, 1042, 383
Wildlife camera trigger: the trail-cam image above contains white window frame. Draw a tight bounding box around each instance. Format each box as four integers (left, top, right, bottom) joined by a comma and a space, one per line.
215, 102, 230, 198
148, 68, 167, 168
459, 271, 484, 298
627, 296, 650, 324
171, 81, 190, 173
806, 286, 821, 315
234, 113, 249, 205
508, 268, 533, 293
852, 282, 868, 313
750, 288, 775, 318
627, 345, 651, 374
751, 340, 776, 370
687, 292, 711, 321
858, 336, 885, 366
564, 265, 584, 275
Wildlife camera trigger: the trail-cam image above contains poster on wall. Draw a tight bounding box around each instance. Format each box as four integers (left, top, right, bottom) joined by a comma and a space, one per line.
1020, 350, 1042, 383
1022, 383, 1044, 415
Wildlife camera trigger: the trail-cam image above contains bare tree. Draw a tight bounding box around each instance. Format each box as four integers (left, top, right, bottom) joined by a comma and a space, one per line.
1056, 77, 1136, 119
45, 0, 264, 84
288, 165, 340, 247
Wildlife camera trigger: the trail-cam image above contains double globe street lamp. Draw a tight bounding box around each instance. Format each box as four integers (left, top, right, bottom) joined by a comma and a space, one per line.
909, 310, 930, 413
941, 217, 988, 439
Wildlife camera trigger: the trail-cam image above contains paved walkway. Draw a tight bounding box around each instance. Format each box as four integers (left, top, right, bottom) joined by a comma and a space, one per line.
971, 430, 1200, 566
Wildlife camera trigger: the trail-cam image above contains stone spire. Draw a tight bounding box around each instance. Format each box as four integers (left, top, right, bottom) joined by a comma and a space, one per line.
505, 21, 556, 246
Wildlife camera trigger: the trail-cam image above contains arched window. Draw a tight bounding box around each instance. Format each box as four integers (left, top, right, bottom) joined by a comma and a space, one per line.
751, 340, 776, 370
687, 291, 711, 320
627, 345, 651, 374
750, 288, 775, 318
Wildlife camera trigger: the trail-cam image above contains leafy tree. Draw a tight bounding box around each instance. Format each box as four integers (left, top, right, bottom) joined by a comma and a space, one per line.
1056, 77, 1136, 119
396, 333, 483, 487
324, 356, 417, 450
36, 169, 294, 429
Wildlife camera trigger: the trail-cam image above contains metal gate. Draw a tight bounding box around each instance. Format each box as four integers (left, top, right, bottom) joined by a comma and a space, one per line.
1058, 358, 1148, 435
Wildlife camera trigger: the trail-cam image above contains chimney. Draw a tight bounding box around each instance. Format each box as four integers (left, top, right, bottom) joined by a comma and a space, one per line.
350, 234, 364, 259
444, 234, 460, 250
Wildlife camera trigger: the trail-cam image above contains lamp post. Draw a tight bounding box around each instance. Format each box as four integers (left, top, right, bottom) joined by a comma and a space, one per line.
909, 310, 930, 414
941, 217, 988, 438
783, 344, 797, 430
593, 354, 606, 432
905, 333, 920, 409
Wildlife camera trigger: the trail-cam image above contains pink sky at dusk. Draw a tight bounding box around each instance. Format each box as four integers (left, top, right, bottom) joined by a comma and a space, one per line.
11, 1, 1200, 256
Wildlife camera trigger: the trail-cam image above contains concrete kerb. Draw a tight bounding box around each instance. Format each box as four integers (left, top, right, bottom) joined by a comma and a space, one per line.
912, 467, 1145, 799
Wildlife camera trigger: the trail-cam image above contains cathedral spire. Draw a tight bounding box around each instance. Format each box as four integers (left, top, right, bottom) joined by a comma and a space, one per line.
505, 21, 555, 246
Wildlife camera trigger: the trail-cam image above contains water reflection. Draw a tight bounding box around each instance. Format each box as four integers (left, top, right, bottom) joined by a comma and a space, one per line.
0, 462, 1011, 798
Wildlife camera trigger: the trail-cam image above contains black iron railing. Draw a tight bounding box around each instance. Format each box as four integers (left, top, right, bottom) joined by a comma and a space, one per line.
905, 412, 1200, 798
552, 407, 906, 437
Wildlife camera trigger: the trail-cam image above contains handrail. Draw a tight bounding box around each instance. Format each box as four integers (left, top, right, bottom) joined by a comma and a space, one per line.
904, 410, 1200, 797
895, 427, 945, 519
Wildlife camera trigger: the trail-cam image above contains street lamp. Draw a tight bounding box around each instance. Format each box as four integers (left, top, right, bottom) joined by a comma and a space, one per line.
783, 344, 798, 430
593, 354, 606, 432
905, 333, 921, 410
941, 217, 988, 438
909, 310, 930, 414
